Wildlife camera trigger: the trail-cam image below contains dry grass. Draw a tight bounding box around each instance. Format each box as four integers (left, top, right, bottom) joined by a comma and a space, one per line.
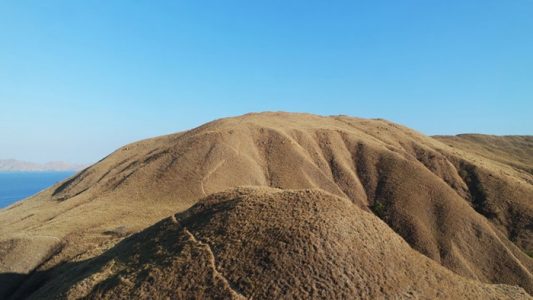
21, 188, 532, 299
0, 112, 531, 298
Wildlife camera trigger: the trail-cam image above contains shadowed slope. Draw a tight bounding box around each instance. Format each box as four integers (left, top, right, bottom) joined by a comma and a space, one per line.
0, 112, 532, 296
16, 188, 531, 299
435, 134, 533, 251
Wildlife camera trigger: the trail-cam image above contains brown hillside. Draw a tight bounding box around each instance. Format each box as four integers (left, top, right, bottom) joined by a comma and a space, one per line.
434, 134, 533, 251
13, 188, 531, 299
435, 134, 533, 175
0, 112, 532, 297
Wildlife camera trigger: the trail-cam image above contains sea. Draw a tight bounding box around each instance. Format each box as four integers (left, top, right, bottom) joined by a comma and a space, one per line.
0, 171, 75, 209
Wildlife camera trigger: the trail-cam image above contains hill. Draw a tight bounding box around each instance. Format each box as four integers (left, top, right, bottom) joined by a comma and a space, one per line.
434, 134, 533, 174
0, 112, 531, 298
12, 188, 530, 299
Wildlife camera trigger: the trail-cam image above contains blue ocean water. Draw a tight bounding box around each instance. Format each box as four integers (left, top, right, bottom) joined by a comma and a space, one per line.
0, 171, 75, 208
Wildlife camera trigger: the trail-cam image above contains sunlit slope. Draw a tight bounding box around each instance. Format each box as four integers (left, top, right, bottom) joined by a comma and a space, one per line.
19, 188, 531, 299
1, 112, 532, 297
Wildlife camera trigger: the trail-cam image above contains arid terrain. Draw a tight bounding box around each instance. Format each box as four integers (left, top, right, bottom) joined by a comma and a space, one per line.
0, 112, 531, 299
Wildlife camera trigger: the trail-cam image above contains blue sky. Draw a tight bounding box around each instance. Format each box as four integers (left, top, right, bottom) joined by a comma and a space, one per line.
1, 1, 532, 163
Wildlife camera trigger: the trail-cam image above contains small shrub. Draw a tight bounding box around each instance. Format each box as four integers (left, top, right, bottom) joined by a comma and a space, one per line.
371, 201, 387, 219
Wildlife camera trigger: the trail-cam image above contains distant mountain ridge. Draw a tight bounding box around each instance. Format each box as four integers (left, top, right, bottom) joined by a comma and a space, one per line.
0, 159, 86, 172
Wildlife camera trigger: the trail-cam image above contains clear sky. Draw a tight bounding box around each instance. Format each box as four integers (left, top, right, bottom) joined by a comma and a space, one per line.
1, 1, 532, 164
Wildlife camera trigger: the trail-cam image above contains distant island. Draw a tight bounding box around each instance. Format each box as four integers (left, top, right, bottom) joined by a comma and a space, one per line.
0, 159, 86, 172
